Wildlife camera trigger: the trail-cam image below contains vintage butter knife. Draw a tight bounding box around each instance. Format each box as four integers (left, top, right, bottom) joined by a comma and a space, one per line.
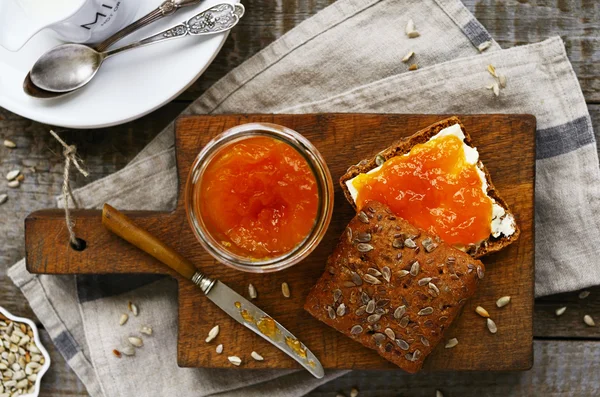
101, 204, 324, 379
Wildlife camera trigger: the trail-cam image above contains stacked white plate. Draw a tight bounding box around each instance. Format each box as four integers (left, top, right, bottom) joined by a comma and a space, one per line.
0, 0, 238, 128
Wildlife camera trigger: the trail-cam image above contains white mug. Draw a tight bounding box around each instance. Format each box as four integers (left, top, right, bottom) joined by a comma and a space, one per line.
0, 0, 140, 52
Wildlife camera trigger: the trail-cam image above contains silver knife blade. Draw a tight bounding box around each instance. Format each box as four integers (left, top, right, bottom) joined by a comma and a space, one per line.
205, 280, 325, 379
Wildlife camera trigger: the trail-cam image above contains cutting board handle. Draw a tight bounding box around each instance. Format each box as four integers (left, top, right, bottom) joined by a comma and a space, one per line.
102, 204, 197, 280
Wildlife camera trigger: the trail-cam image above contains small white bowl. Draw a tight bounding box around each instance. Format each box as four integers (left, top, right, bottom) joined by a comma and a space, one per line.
0, 306, 51, 397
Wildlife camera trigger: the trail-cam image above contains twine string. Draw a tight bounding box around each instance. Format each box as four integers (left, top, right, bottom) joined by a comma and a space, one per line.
50, 130, 89, 246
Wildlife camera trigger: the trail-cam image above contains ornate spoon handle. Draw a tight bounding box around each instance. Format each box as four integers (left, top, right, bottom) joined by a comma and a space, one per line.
94, 0, 204, 52
104, 3, 244, 58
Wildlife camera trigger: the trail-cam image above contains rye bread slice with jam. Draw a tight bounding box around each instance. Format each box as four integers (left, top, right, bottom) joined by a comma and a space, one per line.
339, 116, 519, 258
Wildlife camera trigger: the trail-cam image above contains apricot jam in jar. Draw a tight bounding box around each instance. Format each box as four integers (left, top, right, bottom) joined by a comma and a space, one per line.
185, 123, 334, 273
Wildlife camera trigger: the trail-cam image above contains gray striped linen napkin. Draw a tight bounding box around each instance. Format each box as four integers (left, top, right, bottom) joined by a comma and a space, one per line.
8, 0, 600, 395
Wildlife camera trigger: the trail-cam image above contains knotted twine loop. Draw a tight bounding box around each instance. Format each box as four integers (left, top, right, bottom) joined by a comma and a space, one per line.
50, 130, 89, 249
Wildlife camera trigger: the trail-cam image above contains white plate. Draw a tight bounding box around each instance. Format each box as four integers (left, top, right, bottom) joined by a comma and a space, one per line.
0, 0, 237, 129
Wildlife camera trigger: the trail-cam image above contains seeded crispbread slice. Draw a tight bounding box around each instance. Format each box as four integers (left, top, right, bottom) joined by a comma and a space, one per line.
339, 116, 519, 258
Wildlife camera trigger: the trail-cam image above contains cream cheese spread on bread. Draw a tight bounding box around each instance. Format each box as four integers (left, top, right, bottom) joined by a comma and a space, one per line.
345, 123, 516, 239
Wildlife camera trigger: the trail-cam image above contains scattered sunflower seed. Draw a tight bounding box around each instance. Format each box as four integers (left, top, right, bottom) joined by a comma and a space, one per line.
487, 318, 498, 334
281, 282, 291, 298
205, 325, 219, 343
350, 325, 363, 335
394, 305, 406, 319
496, 296, 511, 308
248, 284, 257, 299
357, 211, 369, 224
436, 390, 444, 397
402, 50, 415, 62
333, 289, 342, 303
336, 303, 346, 317
0, 194, 7, 205
410, 261, 420, 276
228, 356, 242, 366
327, 306, 336, 319
392, 238, 404, 249
418, 307, 433, 316
418, 277, 432, 286
375, 154, 385, 166
584, 315, 595, 327
579, 290, 590, 299
351, 271, 363, 286
128, 301, 139, 316
128, 336, 143, 347
216, 344, 223, 354
422, 238, 437, 253
3, 140, 16, 148
350, 387, 359, 397
355, 305, 367, 316
366, 299, 376, 314
428, 283, 440, 296
384, 328, 395, 340
372, 333, 386, 344
491, 82, 500, 97
356, 232, 371, 243
498, 74, 507, 88
119, 314, 128, 326
399, 315, 410, 328
408, 64, 418, 71
476, 266, 485, 279
7, 180, 19, 188
6, 170, 20, 181
120, 346, 134, 356
475, 306, 490, 318
367, 314, 382, 324
396, 338, 410, 350
367, 268, 382, 277
445, 338, 458, 348
487, 64, 497, 77
381, 266, 391, 282
478, 40, 492, 52
398, 270, 410, 278
405, 19, 420, 38
140, 326, 152, 336
420, 336, 430, 347
357, 243, 374, 253
361, 292, 369, 304
251, 351, 264, 361
555, 306, 567, 316
363, 274, 381, 285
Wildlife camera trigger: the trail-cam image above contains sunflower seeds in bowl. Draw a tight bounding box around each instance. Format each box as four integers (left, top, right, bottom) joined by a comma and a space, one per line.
0, 306, 51, 397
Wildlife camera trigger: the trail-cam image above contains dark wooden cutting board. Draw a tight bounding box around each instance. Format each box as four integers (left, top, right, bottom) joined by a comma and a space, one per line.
25, 114, 535, 371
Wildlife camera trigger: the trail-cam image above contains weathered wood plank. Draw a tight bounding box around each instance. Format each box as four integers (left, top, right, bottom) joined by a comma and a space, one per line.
37, 329, 88, 397
465, 0, 600, 103
309, 340, 600, 396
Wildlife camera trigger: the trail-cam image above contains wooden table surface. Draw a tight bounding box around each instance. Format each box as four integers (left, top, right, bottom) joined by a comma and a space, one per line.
1, 1, 599, 396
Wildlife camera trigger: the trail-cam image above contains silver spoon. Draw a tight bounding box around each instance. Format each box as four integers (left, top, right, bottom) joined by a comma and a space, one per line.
29, 3, 244, 94
23, 0, 206, 99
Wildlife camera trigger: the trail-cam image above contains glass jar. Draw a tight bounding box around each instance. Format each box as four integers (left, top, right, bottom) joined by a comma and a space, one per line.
185, 122, 334, 273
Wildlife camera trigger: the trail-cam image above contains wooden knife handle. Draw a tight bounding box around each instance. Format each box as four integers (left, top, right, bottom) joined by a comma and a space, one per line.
101, 203, 197, 280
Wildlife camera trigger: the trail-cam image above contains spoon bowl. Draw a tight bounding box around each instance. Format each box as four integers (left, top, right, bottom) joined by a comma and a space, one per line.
24, 3, 244, 97
30, 44, 105, 93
